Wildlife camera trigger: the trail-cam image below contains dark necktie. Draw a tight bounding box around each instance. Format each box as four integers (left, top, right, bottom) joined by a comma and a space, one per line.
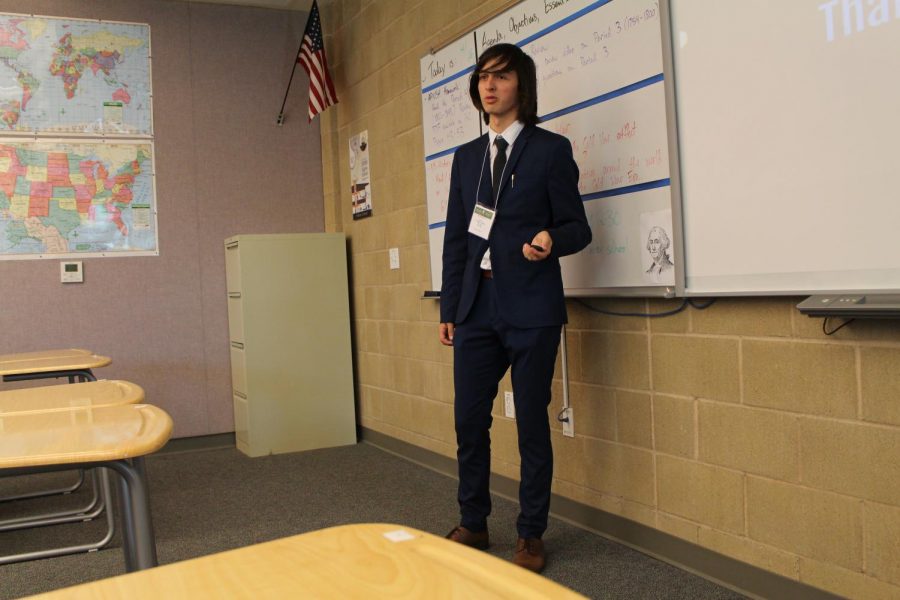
492, 136, 508, 206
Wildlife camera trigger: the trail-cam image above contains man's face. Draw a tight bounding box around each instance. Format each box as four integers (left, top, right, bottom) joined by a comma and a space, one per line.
478, 57, 519, 124
648, 232, 662, 261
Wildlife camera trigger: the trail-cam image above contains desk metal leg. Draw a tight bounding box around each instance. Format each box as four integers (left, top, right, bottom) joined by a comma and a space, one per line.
0, 468, 116, 566
115, 464, 137, 572
132, 457, 158, 556
0, 469, 85, 503
0, 470, 102, 530
108, 458, 157, 571
0, 457, 156, 571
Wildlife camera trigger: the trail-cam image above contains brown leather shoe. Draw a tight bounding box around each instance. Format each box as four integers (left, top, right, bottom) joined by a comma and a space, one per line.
513, 537, 546, 573
445, 525, 489, 550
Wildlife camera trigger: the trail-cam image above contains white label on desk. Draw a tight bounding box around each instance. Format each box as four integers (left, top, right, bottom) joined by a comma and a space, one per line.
383, 529, 417, 543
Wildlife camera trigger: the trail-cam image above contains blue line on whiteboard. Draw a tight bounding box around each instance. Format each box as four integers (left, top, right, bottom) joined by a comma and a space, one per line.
429, 178, 671, 229
427, 72, 663, 162
426, 0, 612, 94
517, 0, 614, 49
582, 178, 670, 202
426, 146, 460, 162
422, 64, 477, 94
540, 74, 664, 122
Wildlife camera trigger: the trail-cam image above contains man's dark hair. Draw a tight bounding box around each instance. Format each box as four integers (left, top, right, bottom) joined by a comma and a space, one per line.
469, 43, 538, 127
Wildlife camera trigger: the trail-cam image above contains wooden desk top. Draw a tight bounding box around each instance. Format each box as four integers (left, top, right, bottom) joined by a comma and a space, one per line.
0, 380, 144, 415
0, 353, 111, 377
0, 348, 94, 364
27, 523, 585, 599
0, 404, 172, 469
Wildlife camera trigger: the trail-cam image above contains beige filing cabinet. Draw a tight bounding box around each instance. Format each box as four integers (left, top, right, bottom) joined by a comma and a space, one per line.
225, 234, 357, 457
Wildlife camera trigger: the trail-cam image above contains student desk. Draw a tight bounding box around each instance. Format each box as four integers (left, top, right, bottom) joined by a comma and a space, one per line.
0, 349, 112, 384
0, 380, 145, 551
0, 350, 113, 503
0, 352, 121, 561
0, 379, 144, 415
0, 404, 172, 571
26, 523, 586, 599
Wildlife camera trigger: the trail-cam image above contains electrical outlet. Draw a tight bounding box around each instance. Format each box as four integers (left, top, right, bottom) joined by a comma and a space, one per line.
389, 247, 400, 270
562, 407, 574, 437
503, 391, 515, 419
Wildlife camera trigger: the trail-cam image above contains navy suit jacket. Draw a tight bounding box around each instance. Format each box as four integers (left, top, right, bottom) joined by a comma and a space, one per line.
440, 125, 592, 328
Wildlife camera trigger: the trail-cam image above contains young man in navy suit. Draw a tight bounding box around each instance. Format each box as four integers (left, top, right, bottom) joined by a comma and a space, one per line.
439, 43, 591, 573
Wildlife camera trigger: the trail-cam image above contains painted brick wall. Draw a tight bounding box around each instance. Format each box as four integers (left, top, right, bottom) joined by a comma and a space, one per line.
318, 1, 900, 597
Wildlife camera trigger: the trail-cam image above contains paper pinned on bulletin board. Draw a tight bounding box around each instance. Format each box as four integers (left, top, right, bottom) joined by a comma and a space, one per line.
349, 130, 372, 220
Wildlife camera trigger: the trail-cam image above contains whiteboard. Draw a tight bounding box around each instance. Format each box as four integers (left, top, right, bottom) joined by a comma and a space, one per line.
421, 35, 482, 159
421, 0, 678, 296
670, 0, 900, 295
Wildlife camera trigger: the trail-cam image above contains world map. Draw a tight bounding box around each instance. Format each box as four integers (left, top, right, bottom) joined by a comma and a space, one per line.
0, 14, 151, 135
0, 140, 156, 257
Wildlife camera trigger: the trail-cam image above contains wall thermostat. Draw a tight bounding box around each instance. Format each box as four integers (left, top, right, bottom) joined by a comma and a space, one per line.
60, 261, 83, 283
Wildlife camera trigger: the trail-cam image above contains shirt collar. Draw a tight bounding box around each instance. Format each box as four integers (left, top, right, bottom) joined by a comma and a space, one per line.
488, 120, 524, 150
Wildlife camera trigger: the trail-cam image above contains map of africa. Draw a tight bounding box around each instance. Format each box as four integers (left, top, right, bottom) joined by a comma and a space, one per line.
0, 14, 152, 135
0, 140, 156, 257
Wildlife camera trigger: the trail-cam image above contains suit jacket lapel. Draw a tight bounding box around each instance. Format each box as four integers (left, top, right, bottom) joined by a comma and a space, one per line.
496, 125, 533, 203
475, 135, 493, 208
472, 135, 492, 259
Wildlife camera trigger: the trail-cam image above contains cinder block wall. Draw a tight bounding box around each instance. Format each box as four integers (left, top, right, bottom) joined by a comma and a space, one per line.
317, 1, 900, 597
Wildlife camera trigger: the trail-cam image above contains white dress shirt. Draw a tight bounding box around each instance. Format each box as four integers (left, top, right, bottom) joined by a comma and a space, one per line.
481, 120, 524, 271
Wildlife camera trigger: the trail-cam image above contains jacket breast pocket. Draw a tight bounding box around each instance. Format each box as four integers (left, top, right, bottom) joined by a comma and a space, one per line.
506, 175, 543, 196
499, 175, 549, 220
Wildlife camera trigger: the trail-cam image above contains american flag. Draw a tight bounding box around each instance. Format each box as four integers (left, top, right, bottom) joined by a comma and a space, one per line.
297, 0, 338, 121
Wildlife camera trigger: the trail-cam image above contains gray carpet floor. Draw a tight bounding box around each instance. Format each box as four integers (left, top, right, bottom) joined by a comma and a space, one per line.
0, 442, 746, 599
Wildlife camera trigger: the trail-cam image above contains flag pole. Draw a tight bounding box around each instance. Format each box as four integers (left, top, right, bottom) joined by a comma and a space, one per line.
276, 37, 304, 126
278, 0, 336, 124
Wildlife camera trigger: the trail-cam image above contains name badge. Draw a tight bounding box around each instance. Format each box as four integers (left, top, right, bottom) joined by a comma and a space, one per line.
468, 204, 496, 240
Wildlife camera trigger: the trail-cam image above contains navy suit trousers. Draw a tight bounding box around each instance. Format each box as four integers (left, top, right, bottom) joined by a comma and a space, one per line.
453, 277, 561, 539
